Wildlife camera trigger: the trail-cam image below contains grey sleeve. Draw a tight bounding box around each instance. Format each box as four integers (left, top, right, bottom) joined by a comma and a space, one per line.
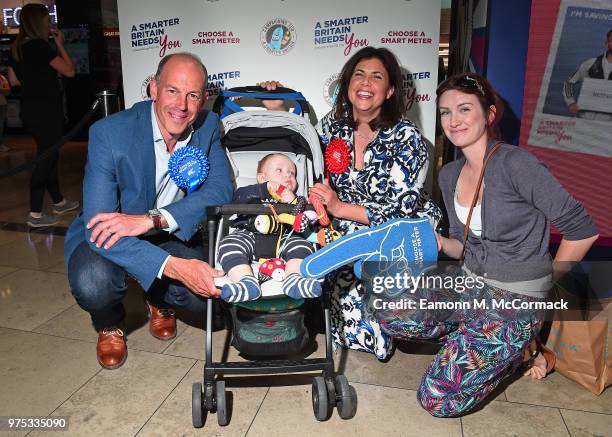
506, 149, 598, 240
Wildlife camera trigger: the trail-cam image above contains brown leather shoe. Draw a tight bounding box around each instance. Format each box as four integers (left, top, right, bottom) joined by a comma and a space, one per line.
97, 327, 127, 370
147, 303, 177, 340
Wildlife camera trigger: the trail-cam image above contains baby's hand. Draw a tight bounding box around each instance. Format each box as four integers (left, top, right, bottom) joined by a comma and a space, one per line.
267, 181, 280, 196
267, 182, 283, 202
267, 182, 295, 203
280, 188, 296, 203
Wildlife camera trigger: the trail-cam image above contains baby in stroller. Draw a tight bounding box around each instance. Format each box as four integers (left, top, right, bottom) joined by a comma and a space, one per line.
218, 152, 322, 303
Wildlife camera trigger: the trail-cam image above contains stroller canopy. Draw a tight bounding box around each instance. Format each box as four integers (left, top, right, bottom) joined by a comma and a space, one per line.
221, 110, 325, 184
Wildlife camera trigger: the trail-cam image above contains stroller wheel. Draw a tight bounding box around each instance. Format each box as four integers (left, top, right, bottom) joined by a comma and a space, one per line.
192, 382, 205, 428
312, 376, 332, 421
335, 375, 358, 419
216, 380, 229, 426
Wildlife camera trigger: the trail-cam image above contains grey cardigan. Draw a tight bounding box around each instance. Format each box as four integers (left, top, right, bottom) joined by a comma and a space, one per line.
438, 142, 598, 282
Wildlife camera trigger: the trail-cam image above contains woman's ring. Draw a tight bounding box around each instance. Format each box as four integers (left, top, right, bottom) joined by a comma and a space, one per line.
108, 227, 114, 234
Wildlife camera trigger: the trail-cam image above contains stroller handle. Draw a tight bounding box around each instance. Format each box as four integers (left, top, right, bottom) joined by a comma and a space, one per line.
213, 85, 310, 118
229, 86, 300, 95
207, 203, 313, 218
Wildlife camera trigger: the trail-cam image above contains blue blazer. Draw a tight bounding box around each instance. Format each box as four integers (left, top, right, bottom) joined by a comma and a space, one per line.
64, 100, 233, 291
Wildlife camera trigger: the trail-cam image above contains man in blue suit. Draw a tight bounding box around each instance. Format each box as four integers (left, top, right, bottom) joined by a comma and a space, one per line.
64, 52, 233, 369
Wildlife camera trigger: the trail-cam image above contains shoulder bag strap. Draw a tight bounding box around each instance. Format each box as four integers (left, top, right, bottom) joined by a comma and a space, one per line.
459, 141, 503, 263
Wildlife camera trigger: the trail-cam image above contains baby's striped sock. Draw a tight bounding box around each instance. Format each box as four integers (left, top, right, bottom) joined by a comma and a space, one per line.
221, 275, 261, 303
282, 273, 322, 299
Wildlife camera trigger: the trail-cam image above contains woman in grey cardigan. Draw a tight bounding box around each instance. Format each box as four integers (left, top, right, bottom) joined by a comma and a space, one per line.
388, 73, 599, 418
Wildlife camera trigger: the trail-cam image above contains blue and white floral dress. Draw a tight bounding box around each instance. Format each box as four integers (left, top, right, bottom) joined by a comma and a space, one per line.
317, 112, 442, 360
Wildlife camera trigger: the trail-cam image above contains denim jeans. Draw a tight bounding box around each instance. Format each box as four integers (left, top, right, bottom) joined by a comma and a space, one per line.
67, 236, 208, 330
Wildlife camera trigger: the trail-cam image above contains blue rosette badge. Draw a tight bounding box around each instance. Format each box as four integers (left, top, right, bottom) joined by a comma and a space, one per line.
168, 146, 209, 194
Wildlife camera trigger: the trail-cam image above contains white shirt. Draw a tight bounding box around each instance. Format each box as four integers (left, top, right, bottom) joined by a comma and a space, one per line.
563, 53, 612, 105
454, 189, 482, 237
151, 105, 194, 278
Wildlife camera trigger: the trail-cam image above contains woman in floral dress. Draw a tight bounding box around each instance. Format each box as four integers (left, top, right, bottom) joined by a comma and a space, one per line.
308, 47, 441, 360
260, 47, 440, 359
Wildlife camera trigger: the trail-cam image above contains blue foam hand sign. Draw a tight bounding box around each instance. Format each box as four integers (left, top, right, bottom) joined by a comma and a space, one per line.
300, 217, 438, 280
168, 146, 210, 194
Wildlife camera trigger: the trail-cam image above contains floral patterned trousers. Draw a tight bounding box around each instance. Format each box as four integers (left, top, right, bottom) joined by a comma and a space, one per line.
385, 318, 539, 417
377, 270, 545, 417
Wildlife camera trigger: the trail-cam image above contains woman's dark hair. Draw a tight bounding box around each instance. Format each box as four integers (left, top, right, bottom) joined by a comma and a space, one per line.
332, 46, 405, 131
11, 3, 50, 61
436, 72, 503, 139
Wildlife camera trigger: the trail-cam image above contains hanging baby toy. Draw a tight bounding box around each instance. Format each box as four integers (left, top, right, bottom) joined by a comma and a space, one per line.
256, 137, 352, 283
257, 182, 340, 245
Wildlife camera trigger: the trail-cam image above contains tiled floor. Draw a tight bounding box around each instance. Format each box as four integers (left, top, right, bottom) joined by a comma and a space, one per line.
0, 136, 611, 437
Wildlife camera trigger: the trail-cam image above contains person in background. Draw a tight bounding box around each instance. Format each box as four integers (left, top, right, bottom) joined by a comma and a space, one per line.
8, 3, 78, 227
562, 29, 612, 121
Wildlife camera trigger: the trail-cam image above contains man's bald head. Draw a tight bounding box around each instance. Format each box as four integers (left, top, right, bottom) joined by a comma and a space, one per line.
155, 52, 208, 92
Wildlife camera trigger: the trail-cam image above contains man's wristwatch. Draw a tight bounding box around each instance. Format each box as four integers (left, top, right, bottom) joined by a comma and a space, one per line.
147, 209, 164, 230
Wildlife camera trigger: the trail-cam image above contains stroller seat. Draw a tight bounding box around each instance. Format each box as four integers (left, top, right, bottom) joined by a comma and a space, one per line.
213, 146, 315, 300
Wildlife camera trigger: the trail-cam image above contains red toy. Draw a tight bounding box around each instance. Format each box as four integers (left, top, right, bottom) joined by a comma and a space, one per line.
258, 257, 286, 283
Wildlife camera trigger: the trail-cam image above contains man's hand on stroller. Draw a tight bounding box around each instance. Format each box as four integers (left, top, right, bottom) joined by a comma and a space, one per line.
163, 257, 223, 298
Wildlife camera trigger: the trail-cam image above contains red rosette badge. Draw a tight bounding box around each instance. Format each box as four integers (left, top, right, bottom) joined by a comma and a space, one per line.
325, 137, 351, 175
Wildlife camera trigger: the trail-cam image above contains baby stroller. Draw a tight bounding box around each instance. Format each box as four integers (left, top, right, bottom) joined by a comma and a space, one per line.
191, 87, 358, 427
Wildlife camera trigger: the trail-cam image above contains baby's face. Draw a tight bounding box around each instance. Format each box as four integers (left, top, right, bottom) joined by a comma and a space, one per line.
258, 155, 297, 192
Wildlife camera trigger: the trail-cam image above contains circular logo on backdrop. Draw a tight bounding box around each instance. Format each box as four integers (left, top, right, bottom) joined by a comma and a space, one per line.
261, 18, 296, 56
141, 74, 155, 100
323, 73, 340, 107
